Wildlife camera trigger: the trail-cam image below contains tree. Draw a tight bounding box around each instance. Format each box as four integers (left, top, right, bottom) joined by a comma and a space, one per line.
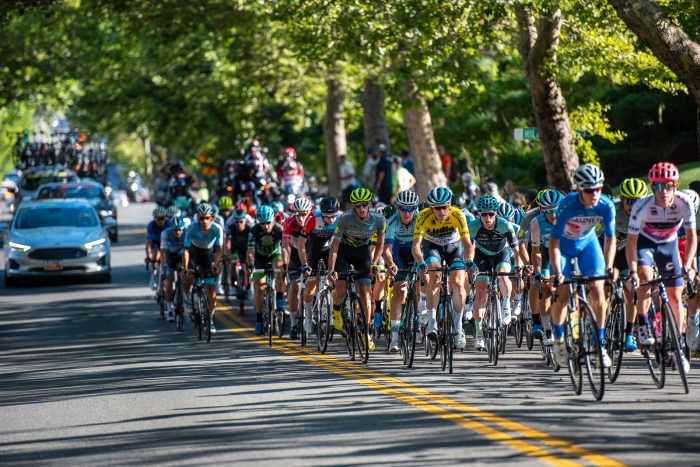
360, 78, 391, 154
324, 73, 345, 197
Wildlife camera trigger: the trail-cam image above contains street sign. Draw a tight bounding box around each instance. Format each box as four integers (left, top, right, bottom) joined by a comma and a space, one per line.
514, 128, 585, 141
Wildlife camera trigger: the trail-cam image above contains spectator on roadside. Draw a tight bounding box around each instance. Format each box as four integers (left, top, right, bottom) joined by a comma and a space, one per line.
512, 193, 527, 209
480, 173, 496, 194
374, 144, 393, 204
401, 149, 414, 176
362, 147, 377, 188
504, 180, 519, 204
526, 189, 539, 207
338, 154, 358, 209
461, 172, 481, 200
438, 145, 451, 178
484, 182, 504, 204
391, 156, 416, 202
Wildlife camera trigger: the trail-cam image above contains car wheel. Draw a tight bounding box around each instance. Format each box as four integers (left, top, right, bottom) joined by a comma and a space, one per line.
96, 271, 111, 283
109, 228, 118, 243
5, 273, 19, 287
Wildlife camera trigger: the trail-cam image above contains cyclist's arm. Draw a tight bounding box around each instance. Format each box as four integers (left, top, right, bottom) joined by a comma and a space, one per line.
382, 243, 395, 269
246, 247, 255, 267
531, 244, 542, 273
297, 236, 308, 267
182, 248, 189, 271
328, 238, 340, 273
684, 228, 697, 271
281, 238, 290, 266
411, 237, 424, 264
549, 237, 562, 278
602, 235, 616, 271
530, 220, 541, 273
461, 237, 473, 263
372, 234, 385, 265
146, 238, 152, 257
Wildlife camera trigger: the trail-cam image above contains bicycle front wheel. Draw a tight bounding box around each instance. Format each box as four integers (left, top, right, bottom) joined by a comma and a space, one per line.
565, 312, 582, 395
176, 284, 184, 332
405, 292, 418, 368
266, 287, 274, 347
200, 292, 211, 343
194, 291, 203, 341
317, 290, 332, 354
606, 300, 624, 383
353, 293, 369, 364
581, 300, 604, 401
663, 303, 689, 394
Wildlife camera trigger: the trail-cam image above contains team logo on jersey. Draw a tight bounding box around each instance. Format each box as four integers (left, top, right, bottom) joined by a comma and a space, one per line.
650, 208, 657, 215
262, 236, 274, 246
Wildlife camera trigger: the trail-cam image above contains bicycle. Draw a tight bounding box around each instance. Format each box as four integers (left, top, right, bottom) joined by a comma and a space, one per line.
190, 267, 212, 343
174, 267, 185, 332
334, 269, 370, 364
513, 276, 531, 349
156, 265, 167, 320
221, 258, 230, 303
298, 273, 308, 348
397, 268, 424, 368
426, 262, 465, 374
537, 277, 558, 370
632, 271, 694, 394
604, 275, 628, 383
313, 260, 333, 354
232, 258, 248, 316
253, 262, 283, 347
553, 274, 609, 401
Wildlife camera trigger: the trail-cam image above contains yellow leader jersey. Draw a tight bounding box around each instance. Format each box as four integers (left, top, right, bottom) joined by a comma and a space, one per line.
413, 206, 469, 246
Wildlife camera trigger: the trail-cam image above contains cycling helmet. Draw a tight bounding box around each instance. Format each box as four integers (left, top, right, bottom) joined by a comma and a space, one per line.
153, 206, 167, 217
248, 139, 260, 148
497, 202, 516, 221
170, 216, 186, 230
196, 203, 214, 216
427, 187, 452, 205
476, 195, 499, 211
320, 196, 340, 214
165, 205, 181, 218
283, 147, 296, 159
573, 163, 605, 188
376, 206, 384, 216
257, 205, 274, 222
372, 195, 379, 207
452, 194, 467, 209
383, 204, 397, 219
271, 200, 286, 215
233, 208, 247, 220
465, 198, 475, 211
293, 197, 314, 213
211, 204, 219, 216
537, 189, 564, 208
513, 208, 524, 226
218, 196, 233, 209
617, 178, 646, 199
648, 162, 679, 183
681, 189, 700, 212
396, 190, 419, 207
350, 188, 373, 203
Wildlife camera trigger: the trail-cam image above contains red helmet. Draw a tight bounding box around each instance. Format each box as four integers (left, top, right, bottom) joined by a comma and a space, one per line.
283, 147, 296, 159
648, 162, 679, 183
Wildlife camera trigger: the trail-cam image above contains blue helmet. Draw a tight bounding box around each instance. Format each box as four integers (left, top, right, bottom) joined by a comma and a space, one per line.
233, 208, 248, 220
427, 187, 452, 205
257, 205, 274, 223
513, 208, 523, 226
210, 204, 219, 216
497, 203, 515, 221
170, 216, 186, 230
537, 189, 564, 209
476, 195, 499, 211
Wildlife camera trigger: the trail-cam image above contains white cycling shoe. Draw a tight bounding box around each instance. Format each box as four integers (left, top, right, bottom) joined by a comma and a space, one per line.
389, 337, 400, 354
454, 331, 467, 350
553, 338, 568, 367
600, 348, 612, 369
638, 324, 656, 346
686, 317, 700, 351
474, 335, 486, 350
426, 322, 437, 339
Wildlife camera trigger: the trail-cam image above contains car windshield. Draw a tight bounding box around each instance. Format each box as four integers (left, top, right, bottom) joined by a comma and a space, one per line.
37, 185, 106, 201
21, 174, 78, 191
14, 206, 99, 229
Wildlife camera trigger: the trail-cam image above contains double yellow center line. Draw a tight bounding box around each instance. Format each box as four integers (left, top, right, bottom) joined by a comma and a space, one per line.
216, 307, 625, 467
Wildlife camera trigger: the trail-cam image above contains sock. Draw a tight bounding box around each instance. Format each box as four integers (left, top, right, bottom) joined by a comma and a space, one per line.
391, 320, 399, 341
598, 328, 605, 344
532, 314, 542, 325
375, 300, 383, 313
333, 303, 341, 312
304, 300, 314, 317
167, 301, 173, 311
690, 314, 700, 325
637, 314, 650, 326
420, 293, 426, 304
513, 292, 522, 303
552, 323, 564, 340
626, 321, 634, 335
502, 296, 510, 310
453, 311, 463, 333
475, 320, 483, 337
256, 313, 263, 323
428, 309, 436, 326
290, 311, 298, 326
276, 291, 284, 301
542, 314, 551, 331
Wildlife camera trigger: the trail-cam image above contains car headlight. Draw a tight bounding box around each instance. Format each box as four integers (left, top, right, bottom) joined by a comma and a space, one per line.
99, 210, 114, 218
84, 238, 106, 250
8, 241, 31, 252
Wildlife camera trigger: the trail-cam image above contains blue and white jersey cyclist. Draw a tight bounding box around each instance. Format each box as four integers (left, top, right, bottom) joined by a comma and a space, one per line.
159, 216, 187, 322
183, 203, 225, 334
383, 190, 422, 353
146, 206, 168, 291
549, 164, 616, 370
496, 202, 525, 321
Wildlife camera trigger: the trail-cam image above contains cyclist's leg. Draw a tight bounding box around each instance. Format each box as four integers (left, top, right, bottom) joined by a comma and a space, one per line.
549, 245, 574, 340
272, 254, 286, 310
332, 244, 351, 330
472, 250, 493, 347
372, 267, 387, 329
635, 237, 659, 344
575, 238, 608, 344
422, 242, 443, 335
230, 251, 240, 290
615, 249, 637, 347
288, 248, 302, 334
252, 253, 269, 331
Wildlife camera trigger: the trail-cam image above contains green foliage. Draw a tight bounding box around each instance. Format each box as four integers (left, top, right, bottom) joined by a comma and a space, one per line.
0, 102, 33, 175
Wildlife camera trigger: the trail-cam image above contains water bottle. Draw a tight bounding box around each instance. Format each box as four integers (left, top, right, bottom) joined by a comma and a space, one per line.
571, 309, 580, 340
651, 304, 661, 339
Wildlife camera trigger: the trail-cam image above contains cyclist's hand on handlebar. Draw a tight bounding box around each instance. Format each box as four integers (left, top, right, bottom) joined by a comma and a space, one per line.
525, 264, 533, 275
388, 264, 398, 278
301, 265, 312, 276
328, 270, 337, 282
552, 272, 564, 288
370, 263, 379, 275
212, 263, 220, 275
416, 261, 427, 272
281, 263, 288, 274
533, 272, 542, 285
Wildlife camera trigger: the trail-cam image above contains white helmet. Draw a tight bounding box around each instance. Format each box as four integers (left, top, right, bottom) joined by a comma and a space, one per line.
573, 164, 604, 188
293, 197, 313, 212
196, 203, 214, 216
396, 190, 419, 207
681, 189, 700, 212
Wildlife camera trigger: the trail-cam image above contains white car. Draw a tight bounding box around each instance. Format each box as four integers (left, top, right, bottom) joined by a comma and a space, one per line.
4, 199, 114, 286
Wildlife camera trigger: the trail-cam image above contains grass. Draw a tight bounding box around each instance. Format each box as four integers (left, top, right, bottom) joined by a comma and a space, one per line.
612, 161, 700, 196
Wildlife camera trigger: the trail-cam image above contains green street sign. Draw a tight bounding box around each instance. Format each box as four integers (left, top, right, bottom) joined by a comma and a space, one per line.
514, 128, 585, 141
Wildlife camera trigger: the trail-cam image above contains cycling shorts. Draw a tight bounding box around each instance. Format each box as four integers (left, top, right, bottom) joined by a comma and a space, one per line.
558, 236, 605, 279
474, 249, 511, 282
230, 247, 247, 260
393, 248, 415, 282
252, 251, 282, 280
288, 246, 302, 282
186, 246, 217, 285
538, 245, 552, 277
422, 241, 464, 269
613, 248, 629, 277
150, 243, 161, 254
335, 243, 372, 287
306, 248, 330, 279
637, 235, 683, 287
164, 252, 181, 275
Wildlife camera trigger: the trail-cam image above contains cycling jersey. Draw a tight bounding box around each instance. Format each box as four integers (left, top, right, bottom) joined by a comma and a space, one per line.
628, 192, 695, 243
225, 213, 255, 229
530, 214, 554, 249
596, 201, 629, 250
385, 212, 416, 250
147, 221, 166, 247
518, 208, 539, 244
213, 214, 225, 228
184, 222, 224, 251
160, 228, 185, 255
300, 210, 337, 251
228, 224, 251, 256
552, 192, 615, 242
467, 217, 517, 256
333, 210, 386, 247
413, 206, 468, 246
282, 215, 304, 249
248, 223, 283, 256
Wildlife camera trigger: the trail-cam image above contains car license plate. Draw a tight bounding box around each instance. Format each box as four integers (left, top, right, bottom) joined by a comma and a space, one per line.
44, 260, 63, 271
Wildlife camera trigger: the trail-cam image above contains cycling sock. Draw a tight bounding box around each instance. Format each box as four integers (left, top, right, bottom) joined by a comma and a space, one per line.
513, 292, 522, 303
276, 291, 284, 302
475, 320, 483, 337
428, 309, 436, 326
501, 296, 510, 310
453, 311, 463, 333
304, 300, 314, 317
541, 313, 551, 330
552, 323, 564, 340
419, 293, 427, 306
637, 314, 651, 326
167, 301, 173, 311
626, 321, 634, 335
333, 303, 341, 312
690, 313, 700, 325
598, 328, 605, 344
391, 320, 399, 341
289, 311, 298, 325
532, 313, 541, 325
256, 313, 263, 323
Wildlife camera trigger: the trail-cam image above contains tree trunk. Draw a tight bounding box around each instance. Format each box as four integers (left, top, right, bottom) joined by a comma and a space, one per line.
514, 6, 578, 191
402, 79, 448, 199
361, 78, 391, 154
323, 76, 345, 198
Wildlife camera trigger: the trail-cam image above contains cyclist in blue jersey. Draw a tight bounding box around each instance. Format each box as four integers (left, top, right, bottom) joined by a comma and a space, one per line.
549, 164, 616, 369
183, 203, 225, 334
146, 206, 168, 291
383, 190, 422, 353
160, 216, 186, 321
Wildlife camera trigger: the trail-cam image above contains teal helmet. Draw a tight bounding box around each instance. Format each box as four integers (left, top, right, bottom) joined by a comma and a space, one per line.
257, 205, 274, 223
476, 195, 499, 211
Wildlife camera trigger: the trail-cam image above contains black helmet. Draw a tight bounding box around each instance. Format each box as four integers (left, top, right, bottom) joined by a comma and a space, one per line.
383, 204, 397, 219
452, 194, 467, 209
319, 196, 340, 214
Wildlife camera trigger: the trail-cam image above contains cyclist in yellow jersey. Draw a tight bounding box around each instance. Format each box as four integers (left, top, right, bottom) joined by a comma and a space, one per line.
412, 187, 474, 348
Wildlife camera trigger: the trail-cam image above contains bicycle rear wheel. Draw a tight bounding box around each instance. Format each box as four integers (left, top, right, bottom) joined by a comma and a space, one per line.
565, 313, 582, 395
514, 313, 523, 348
663, 303, 689, 394
317, 290, 332, 353
444, 300, 454, 374
605, 300, 624, 383
200, 292, 211, 343
275, 308, 285, 339
194, 291, 203, 341
176, 284, 184, 332
266, 287, 274, 347
344, 300, 356, 361
581, 300, 604, 401
405, 292, 418, 368
353, 294, 369, 364
299, 299, 307, 348
222, 262, 230, 303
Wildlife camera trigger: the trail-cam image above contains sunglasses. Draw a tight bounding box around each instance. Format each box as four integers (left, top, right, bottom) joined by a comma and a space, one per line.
480, 211, 496, 218
322, 213, 339, 219
652, 182, 676, 192
260, 221, 273, 226
221, 208, 232, 212
294, 212, 309, 216
399, 206, 417, 213
582, 187, 602, 194
155, 217, 166, 221
431, 205, 449, 211
235, 220, 246, 224
354, 202, 370, 208
199, 216, 212, 221
620, 197, 637, 206
543, 208, 557, 215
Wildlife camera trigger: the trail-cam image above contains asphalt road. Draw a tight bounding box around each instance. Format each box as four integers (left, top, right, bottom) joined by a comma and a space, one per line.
1, 203, 699, 467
